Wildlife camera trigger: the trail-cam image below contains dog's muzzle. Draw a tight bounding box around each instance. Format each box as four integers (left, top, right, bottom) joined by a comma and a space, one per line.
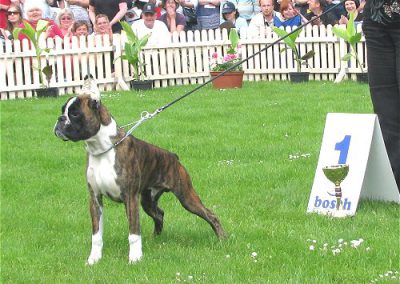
54, 116, 70, 141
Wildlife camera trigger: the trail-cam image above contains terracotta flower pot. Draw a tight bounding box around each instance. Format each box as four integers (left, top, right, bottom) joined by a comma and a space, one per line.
210, 71, 244, 89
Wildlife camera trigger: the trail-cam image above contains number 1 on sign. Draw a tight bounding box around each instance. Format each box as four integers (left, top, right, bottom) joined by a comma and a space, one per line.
335, 135, 351, 164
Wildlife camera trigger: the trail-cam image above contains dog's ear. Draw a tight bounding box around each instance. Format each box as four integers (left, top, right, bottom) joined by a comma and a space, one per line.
79, 75, 101, 103
90, 98, 101, 110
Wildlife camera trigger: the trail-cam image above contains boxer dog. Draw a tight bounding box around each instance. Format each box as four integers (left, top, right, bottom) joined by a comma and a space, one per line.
54, 77, 225, 265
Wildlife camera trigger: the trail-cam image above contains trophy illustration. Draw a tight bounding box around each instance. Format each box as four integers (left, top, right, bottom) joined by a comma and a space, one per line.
322, 164, 349, 210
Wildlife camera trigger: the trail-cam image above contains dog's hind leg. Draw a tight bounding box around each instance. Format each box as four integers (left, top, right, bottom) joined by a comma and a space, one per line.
141, 189, 165, 235
175, 188, 225, 239
172, 169, 225, 239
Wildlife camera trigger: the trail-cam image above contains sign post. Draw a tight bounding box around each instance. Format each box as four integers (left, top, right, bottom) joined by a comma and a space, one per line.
307, 113, 399, 217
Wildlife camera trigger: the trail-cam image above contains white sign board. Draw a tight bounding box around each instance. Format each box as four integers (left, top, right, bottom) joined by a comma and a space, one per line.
307, 113, 399, 217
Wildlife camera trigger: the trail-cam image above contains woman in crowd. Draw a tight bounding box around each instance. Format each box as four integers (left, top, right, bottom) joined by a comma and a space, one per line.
338, 0, 363, 24
220, 1, 247, 35
56, 8, 75, 37
220, 2, 248, 34
275, 0, 305, 27
93, 14, 113, 44
17, 4, 64, 40
160, 0, 186, 33
0, 3, 23, 39
196, 0, 221, 30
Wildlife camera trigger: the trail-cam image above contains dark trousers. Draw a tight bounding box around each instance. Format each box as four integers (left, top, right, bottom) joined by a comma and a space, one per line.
363, 21, 400, 191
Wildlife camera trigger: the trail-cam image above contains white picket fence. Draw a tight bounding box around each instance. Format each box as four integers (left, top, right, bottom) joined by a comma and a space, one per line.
0, 24, 366, 100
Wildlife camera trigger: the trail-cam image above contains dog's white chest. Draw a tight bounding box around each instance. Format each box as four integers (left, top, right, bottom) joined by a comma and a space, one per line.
87, 150, 121, 200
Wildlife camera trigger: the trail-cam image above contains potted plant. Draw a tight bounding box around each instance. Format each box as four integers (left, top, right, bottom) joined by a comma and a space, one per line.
210, 28, 244, 89
272, 26, 315, 83
118, 21, 153, 90
13, 20, 58, 97
332, 12, 367, 83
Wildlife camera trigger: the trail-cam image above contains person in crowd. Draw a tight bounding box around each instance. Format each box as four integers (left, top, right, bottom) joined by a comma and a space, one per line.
50, 0, 65, 8
71, 19, 89, 36
0, 0, 11, 30
23, 0, 54, 19
362, 0, 400, 191
56, 8, 75, 37
149, 0, 163, 17
131, 3, 170, 45
220, 1, 248, 35
248, 0, 280, 37
220, 0, 260, 23
159, 0, 186, 33
64, 0, 92, 33
17, 4, 64, 40
178, 0, 198, 31
196, 0, 220, 30
338, 0, 363, 24
325, 0, 347, 22
294, 0, 309, 16
275, 0, 305, 27
0, 3, 22, 39
305, 0, 337, 26
89, 0, 127, 33
93, 13, 113, 44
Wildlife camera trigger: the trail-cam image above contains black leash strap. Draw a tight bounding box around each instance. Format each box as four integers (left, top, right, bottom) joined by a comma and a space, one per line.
97, 1, 346, 156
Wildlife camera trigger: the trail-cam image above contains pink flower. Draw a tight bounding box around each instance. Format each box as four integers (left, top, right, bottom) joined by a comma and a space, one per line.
212, 52, 218, 59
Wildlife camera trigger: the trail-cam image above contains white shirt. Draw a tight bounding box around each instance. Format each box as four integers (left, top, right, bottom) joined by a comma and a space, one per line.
248, 11, 281, 38
131, 20, 171, 46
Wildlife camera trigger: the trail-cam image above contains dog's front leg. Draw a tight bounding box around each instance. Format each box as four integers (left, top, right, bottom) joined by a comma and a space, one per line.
87, 190, 103, 265
125, 192, 142, 264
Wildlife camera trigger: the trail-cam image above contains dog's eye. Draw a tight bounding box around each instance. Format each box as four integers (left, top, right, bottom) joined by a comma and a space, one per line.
69, 112, 80, 118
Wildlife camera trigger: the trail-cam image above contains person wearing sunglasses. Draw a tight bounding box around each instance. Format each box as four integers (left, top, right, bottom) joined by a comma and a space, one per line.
56, 8, 75, 37
0, 3, 22, 40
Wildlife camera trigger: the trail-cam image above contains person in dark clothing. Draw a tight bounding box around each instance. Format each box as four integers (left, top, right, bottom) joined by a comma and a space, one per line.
305, 0, 338, 26
89, 0, 128, 33
362, 0, 400, 191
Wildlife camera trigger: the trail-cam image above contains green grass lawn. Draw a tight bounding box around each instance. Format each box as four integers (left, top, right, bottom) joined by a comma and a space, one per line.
1, 81, 399, 283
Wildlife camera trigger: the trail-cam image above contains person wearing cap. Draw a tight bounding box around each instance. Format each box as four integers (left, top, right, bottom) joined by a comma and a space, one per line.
89, 0, 128, 34
220, 1, 247, 35
160, 0, 186, 33
220, 0, 260, 23
339, 0, 363, 24
131, 3, 170, 45
196, 0, 221, 30
362, 0, 400, 191
304, 0, 337, 26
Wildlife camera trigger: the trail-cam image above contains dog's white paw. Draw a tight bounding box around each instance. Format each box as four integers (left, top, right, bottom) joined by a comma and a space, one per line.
128, 251, 143, 264
128, 234, 143, 264
87, 251, 102, 265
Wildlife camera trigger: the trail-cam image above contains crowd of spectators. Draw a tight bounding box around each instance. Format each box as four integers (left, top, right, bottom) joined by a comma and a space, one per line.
0, 0, 365, 45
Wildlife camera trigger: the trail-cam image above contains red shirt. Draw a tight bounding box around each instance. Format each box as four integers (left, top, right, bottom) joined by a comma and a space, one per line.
0, 0, 11, 29
18, 19, 64, 41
